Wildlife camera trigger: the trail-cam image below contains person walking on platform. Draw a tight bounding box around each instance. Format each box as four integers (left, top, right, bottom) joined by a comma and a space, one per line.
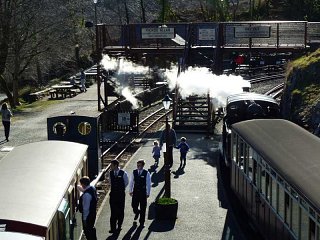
1, 103, 13, 142
80, 69, 87, 92
176, 137, 190, 167
159, 123, 177, 168
152, 140, 161, 166
108, 159, 129, 234
129, 159, 151, 227
78, 176, 98, 240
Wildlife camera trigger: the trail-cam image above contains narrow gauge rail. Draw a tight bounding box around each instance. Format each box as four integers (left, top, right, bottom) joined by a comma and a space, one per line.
229, 119, 320, 240
92, 103, 170, 209
264, 83, 285, 99
248, 72, 285, 84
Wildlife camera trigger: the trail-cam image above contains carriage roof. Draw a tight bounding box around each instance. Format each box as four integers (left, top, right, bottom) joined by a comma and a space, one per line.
0, 232, 44, 240
226, 92, 278, 105
0, 141, 88, 229
232, 119, 320, 212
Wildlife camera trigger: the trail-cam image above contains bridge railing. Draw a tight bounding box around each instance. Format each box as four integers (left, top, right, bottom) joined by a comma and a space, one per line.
97, 21, 320, 53
223, 21, 307, 49
307, 22, 320, 44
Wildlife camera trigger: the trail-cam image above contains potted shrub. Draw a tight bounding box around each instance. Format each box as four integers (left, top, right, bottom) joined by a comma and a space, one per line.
154, 197, 178, 220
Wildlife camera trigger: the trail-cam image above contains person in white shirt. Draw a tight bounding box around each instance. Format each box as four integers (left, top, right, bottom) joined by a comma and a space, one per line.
78, 176, 97, 240
108, 159, 129, 234
129, 159, 151, 227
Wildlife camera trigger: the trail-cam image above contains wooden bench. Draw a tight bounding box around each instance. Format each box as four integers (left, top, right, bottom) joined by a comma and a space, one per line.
50, 89, 77, 99
28, 88, 52, 102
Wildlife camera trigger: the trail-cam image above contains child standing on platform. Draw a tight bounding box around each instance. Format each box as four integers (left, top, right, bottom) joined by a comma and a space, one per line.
176, 137, 190, 167
152, 140, 161, 166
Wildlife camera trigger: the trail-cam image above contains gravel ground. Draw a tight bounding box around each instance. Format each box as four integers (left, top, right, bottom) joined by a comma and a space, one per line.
0, 83, 103, 159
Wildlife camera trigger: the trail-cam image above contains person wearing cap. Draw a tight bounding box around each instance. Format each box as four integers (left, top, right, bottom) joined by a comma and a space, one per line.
129, 159, 151, 227
108, 159, 129, 234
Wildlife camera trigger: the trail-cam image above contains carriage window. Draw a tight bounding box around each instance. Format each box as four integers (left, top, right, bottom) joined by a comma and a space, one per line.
271, 176, 277, 210
78, 122, 92, 135
260, 165, 266, 196
301, 206, 309, 239
248, 147, 253, 180
232, 133, 238, 163
278, 181, 285, 220
265, 172, 271, 202
310, 219, 316, 240
285, 192, 291, 226
253, 159, 257, 186
53, 122, 67, 136
291, 194, 299, 238
243, 144, 249, 174
238, 139, 245, 169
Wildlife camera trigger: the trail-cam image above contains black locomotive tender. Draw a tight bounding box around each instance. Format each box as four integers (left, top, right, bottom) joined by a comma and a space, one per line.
221, 92, 280, 167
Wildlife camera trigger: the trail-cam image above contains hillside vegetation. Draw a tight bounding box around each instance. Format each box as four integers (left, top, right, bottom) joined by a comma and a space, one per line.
282, 49, 320, 132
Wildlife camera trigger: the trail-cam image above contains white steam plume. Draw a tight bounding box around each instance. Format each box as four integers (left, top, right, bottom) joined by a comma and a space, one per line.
121, 87, 140, 109
163, 66, 250, 109
101, 54, 149, 108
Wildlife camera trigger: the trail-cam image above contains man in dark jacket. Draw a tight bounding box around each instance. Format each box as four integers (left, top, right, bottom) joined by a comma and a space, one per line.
108, 159, 129, 233
78, 176, 98, 240
129, 159, 151, 227
159, 123, 177, 168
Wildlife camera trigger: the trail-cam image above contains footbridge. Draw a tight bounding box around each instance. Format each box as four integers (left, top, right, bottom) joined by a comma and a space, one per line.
96, 21, 320, 71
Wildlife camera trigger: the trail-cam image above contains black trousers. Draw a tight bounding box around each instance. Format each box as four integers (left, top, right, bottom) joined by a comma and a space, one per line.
166, 146, 174, 168
2, 121, 10, 140
83, 214, 97, 240
109, 192, 125, 230
132, 191, 147, 224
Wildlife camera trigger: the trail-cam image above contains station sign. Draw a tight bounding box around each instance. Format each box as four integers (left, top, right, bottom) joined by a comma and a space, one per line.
198, 28, 216, 40
118, 112, 131, 126
141, 27, 175, 39
234, 25, 271, 38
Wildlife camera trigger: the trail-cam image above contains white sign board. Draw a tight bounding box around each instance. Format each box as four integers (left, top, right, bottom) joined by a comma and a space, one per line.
199, 28, 215, 41
118, 113, 130, 126
234, 25, 271, 38
141, 27, 175, 39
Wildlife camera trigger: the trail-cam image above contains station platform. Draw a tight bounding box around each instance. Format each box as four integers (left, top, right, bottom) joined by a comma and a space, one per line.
93, 132, 247, 240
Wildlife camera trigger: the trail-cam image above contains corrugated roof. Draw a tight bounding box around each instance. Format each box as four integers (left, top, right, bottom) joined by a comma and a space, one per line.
232, 119, 320, 212
0, 141, 88, 229
227, 92, 277, 104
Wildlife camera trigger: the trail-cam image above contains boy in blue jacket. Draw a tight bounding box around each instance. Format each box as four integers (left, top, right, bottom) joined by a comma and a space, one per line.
176, 137, 190, 167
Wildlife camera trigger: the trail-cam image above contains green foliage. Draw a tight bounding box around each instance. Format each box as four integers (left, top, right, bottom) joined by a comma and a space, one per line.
156, 197, 177, 205
291, 49, 320, 70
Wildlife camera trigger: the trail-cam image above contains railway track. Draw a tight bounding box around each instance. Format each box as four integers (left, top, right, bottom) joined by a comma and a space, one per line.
264, 82, 285, 99
92, 103, 170, 209
248, 72, 285, 84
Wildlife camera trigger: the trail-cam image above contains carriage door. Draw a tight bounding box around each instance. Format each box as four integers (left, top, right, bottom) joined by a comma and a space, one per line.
58, 198, 71, 240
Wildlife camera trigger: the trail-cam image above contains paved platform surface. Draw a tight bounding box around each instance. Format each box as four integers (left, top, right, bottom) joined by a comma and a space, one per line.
94, 133, 246, 240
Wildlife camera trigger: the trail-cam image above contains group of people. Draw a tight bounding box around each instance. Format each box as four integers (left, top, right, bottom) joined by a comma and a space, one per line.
154, 124, 190, 168
78, 159, 151, 239
78, 125, 190, 239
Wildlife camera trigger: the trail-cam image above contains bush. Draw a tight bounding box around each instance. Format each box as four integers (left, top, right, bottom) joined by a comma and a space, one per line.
156, 197, 177, 205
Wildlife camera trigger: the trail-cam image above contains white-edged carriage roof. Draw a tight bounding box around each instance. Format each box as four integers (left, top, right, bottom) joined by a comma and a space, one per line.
0, 141, 88, 230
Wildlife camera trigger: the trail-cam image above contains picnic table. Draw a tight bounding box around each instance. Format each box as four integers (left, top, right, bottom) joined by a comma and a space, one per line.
49, 85, 77, 99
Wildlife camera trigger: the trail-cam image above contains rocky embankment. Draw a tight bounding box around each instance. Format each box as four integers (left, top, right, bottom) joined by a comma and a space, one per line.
282, 49, 320, 132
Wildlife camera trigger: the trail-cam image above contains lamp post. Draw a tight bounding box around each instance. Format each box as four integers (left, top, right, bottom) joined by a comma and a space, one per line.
93, 0, 102, 111
93, 0, 98, 25
163, 94, 172, 198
